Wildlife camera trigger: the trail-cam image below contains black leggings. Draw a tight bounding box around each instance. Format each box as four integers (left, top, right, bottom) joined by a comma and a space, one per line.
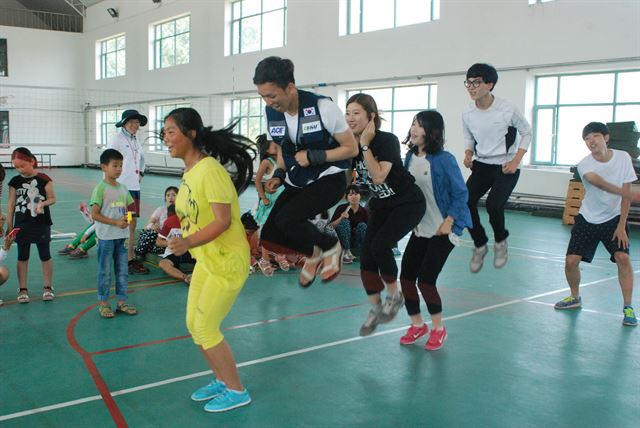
260, 173, 346, 256
360, 185, 425, 295
400, 233, 454, 316
466, 160, 520, 247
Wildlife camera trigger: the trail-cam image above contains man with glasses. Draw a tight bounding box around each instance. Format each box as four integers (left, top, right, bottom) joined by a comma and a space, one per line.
462, 63, 532, 273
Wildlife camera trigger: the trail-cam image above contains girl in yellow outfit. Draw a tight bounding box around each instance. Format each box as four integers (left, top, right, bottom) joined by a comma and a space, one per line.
163, 107, 255, 413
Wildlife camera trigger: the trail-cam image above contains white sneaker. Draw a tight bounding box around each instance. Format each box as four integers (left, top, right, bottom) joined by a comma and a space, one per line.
470, 245, 488, 273
342, 249, 354, 264
359, 304, 382, 336
494, 239, 508, 268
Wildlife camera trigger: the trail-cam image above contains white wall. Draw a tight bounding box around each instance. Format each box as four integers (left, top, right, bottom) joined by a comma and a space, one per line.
3, 0, 640, 195
0, 25, 83, 165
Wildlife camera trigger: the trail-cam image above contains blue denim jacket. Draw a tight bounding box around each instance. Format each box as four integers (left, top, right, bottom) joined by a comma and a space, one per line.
404, 150, 472, 236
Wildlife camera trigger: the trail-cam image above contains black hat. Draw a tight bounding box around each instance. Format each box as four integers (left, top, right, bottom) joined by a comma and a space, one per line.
116, 109, 148, 128
582, 122, 609, 139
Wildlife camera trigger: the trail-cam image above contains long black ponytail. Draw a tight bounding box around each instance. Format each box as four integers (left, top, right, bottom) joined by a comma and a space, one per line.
165, 108, 256, 194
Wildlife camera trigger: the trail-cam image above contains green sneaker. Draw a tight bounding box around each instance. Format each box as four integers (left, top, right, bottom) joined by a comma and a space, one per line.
623, 306, 638, 326
554, 295, 582, 310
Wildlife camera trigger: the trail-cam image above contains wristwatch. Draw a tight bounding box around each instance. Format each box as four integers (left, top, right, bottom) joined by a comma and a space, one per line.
361, 145, 370, 152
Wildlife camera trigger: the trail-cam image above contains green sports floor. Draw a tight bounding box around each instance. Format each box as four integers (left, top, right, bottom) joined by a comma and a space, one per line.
0, 167, 638, 428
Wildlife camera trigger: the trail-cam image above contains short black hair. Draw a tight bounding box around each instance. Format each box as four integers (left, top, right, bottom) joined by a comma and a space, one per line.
582, 122, 610, 139
346, 184, 360, 196
100, 148, 123, 165
253, 56, 295, 89
466, 63, 498, 90
165, 186, 179, 196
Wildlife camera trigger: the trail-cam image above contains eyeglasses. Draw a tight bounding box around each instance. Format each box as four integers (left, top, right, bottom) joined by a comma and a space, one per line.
464, 79, 484, 89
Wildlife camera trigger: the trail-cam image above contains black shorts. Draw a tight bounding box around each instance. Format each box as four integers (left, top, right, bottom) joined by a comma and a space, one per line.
567, 214, 629, 263
15, 224, 51, 261
162, 252, 194, 269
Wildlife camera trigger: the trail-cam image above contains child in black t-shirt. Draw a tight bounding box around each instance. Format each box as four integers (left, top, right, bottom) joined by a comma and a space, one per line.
7, 147, 57, 303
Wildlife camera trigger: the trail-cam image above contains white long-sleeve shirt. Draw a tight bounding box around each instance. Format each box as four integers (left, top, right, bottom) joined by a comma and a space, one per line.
462, 96, 532, 165
107, 129, 145, 191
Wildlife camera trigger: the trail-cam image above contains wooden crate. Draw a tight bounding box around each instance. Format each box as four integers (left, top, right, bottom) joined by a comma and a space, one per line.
563, 181, 585, 225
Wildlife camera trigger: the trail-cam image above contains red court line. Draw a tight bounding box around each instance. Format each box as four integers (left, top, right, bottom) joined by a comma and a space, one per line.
89, 302, 367, 356
66, 304, 128, 428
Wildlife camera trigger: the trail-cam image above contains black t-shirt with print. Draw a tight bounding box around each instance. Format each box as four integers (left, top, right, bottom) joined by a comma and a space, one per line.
9, 173, 53, 226
353, 130, 415, 208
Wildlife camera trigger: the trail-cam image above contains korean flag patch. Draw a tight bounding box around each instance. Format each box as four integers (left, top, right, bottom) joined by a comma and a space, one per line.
303, 107, 316, 117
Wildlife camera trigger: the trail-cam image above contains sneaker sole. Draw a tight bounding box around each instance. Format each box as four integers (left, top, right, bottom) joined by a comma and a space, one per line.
191, 393, 222, 402
622, 320, 638, 326
400, 332, 428, 345
554, 304, 582, 310
204, 398, 251, 413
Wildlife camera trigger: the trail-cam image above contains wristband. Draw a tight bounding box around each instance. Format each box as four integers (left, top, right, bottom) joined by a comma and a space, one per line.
306, 149, 327, 166
272, 168, 286, 181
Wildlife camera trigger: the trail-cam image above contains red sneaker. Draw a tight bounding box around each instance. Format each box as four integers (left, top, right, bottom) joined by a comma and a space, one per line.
425, 326, 447, 351
400, 324, 429, 345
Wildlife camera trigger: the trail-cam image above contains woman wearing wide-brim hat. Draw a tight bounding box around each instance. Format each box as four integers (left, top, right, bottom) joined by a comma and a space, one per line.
107, 108, 150, 274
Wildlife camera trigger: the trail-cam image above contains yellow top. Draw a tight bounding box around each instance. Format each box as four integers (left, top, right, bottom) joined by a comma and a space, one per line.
176, 156, 249, 281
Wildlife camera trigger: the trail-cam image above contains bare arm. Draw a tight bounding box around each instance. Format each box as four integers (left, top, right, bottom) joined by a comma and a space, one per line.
40, 181, 56, 208
91, 204, 128, 228
582, 172, 631, 198
168, 202, 231, 256
613, 183, 632, 249
255, 159, 271, 200
6, 187, 15, 233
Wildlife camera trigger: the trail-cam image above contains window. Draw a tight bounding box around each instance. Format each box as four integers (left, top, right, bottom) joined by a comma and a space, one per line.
532, 70, 640, 165
528, 0, 554, 4
150, 102, 191, 151
97, 109, 124, 146
228, 97, 267, 141
0, 39, 7, 77
346, 84, 437, 145
342, 0, 439, 35
152, 15, 190, 69
96, 34, 126, 80
0, 111, 9, 145
230, 0, 287, 55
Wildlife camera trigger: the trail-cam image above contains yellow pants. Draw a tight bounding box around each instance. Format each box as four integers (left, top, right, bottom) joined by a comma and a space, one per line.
185, 262, 247, 350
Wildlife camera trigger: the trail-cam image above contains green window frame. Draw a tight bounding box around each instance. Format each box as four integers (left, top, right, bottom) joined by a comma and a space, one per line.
346, 84, 437, 147
0, 111, 9, 145
230, 0, 287, 55
153, 15, 190, 69
0, 39, 7, 77
345, 0, 439, 35
151, 103, 191, 151
228, 97, 267, 141
98, 109, 124, 146
98, 34, 126, 79
532, 69, 640, 166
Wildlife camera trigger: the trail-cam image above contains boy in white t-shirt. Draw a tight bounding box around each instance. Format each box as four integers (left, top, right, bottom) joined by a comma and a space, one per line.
555, 122, 639, 326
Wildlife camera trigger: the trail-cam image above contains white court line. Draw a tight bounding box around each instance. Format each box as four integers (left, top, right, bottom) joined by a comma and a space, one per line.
1, 271, 637, 422
527, 300, 621, 319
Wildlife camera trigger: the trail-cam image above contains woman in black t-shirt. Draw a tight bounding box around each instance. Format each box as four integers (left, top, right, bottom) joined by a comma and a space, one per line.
346, 94, 426, 336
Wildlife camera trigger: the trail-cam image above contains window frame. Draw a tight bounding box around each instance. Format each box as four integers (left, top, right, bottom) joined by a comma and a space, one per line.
97, 108, 124, 147
149, 102, 191, 152
0, 39, 7, 77
0, 111, 9, 146
229, 0, 287, 55
97, 34, 126, 80
345, 83, 438, 147
532, 69, 640, 166
345, 0, 439, 35
152, 14, 191, 70
227, 96, 268, 141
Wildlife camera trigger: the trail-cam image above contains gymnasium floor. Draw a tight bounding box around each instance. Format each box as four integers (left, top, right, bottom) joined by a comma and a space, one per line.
0, 167, 638, 427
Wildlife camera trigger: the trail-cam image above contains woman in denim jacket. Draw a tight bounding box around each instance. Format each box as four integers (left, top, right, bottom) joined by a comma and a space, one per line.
399, 110, 472, 351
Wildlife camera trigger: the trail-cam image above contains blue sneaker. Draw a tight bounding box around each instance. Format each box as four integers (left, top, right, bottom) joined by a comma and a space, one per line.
623, 306, 638, 326
554, 295, 582, 310
204, 388, 251, 413
190, 379, 226, 402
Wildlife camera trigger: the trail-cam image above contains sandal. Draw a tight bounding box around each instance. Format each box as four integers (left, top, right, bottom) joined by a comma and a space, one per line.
258, 258, 275, 277
274, 254, 290, 272
116, 302, 138, 315
98, 304, 114, 318
298, 250, 323, 288
321, 242, 343, 283
42, 286, 55, 301
17, 288, 30, 304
